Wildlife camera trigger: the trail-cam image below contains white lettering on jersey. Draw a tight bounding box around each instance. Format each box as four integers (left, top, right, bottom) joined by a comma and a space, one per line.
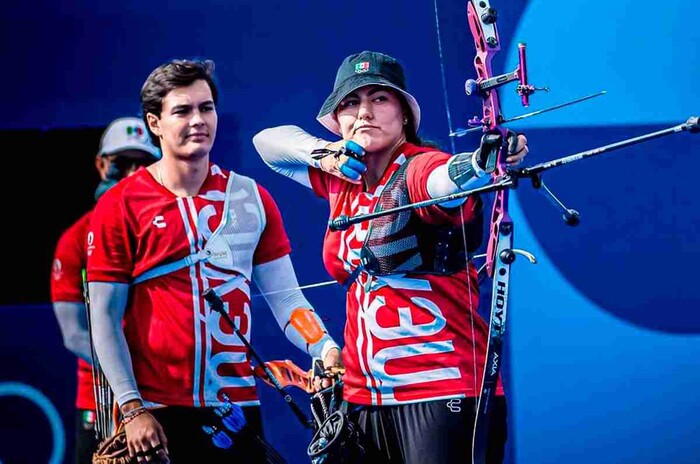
360, 278, 460, 402
191, 177, 263, 404
338, 195, 370, 274
365, 296, 447, 341
364, 295, 459, 396
203, 301, 255, 391
208, 300, 251, 348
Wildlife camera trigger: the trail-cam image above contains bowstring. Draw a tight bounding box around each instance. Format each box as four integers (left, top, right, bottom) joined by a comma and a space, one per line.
433, 0, 457, 156
433, 0, 480, 414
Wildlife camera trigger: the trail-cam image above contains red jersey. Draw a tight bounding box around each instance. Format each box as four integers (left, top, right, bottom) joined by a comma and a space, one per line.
86, 164, 291, 407
309, 143, 503, 406
50, 211, 96, 411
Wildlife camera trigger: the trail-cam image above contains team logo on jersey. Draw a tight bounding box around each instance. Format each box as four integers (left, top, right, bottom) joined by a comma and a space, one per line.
52, 259, 63, 280
86, 232, 95, 257
152, 215, 167, 229
446, 398, 462, 413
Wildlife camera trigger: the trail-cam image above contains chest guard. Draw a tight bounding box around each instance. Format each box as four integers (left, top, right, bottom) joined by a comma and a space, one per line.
133, 171, 265, 285
204, 172, 265, 279
360, 156, 483, 276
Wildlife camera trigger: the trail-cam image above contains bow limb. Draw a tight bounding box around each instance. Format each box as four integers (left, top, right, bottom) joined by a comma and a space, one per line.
465, 1, 514, 463
253, 359, 346, 394
254, 360, 315, 393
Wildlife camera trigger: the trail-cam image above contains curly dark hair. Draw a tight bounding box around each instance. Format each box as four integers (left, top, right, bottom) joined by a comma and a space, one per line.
140, 59, 218, 147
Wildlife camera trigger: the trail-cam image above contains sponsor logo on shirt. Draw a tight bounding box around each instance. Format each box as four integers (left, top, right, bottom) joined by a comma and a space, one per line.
152, 215, 167, 229
446, 398, 462, 413
86, 232, 95, 257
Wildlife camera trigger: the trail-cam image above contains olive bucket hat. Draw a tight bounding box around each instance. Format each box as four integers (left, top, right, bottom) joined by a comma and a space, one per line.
316, 51, 421, 136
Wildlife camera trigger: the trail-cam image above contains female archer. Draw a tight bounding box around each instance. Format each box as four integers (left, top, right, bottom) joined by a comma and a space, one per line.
253, 50, 527, 463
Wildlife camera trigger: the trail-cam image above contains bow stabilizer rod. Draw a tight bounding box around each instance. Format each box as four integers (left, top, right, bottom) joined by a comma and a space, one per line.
522, 116, 700, 176
329, 116, 699, 231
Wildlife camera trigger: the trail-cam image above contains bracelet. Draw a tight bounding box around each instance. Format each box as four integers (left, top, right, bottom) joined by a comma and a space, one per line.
121, 407, 149, 425
122, 405, 146, 417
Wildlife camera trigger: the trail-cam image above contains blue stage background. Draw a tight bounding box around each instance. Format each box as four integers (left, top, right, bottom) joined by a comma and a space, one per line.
1, 0, 698, 463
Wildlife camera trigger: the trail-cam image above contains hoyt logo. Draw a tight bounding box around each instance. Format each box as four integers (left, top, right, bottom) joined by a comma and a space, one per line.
489, 279, 507, 376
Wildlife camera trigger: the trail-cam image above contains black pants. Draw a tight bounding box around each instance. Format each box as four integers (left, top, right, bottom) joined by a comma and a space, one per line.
349, 396, 507, 464
75, 409, 99, 464
150, 406, 268, 463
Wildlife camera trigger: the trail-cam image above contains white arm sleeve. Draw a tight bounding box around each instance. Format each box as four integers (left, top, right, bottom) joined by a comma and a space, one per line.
252, 125, 331, 189
426, 151, 490, 208
87, 281, 141, 406
252, 255, 339, 361
52, 301, 93, 364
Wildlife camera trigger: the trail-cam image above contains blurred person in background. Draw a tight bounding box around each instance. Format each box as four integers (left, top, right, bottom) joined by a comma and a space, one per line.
51, 116, 160, 463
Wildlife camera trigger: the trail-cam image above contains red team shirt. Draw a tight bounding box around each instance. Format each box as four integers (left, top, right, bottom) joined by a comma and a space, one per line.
51, 211, 97, 411
309, 143, 504, 406
86, 164, 291, 408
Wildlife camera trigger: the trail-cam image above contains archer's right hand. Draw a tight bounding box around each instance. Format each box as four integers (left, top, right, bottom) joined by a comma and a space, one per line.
122, 402, 170, 463
318, 141, 367, 184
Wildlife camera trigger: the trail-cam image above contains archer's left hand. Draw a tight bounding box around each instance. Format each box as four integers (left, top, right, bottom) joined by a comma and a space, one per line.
313, 347, 343, 391
506, 131, 528, 166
